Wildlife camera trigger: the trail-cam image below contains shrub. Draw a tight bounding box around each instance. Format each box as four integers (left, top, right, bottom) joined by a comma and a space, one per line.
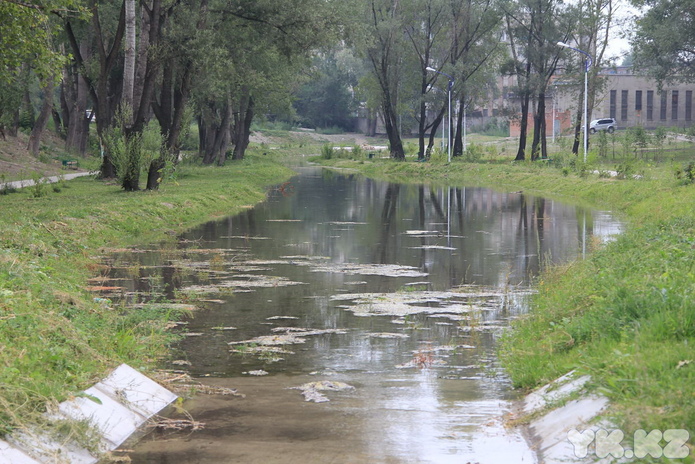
321, 144, 334, 159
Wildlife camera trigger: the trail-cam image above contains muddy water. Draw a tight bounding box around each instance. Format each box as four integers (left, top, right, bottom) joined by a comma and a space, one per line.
109, 168, 621, 463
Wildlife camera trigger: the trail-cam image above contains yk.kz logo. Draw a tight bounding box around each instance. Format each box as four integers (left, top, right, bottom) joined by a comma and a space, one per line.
568, 428, 690, 459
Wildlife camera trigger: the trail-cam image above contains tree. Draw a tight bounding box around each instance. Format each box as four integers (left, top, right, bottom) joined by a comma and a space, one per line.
64, 0, 126, 178
631, 0, 695, 83
560, 0, 615, 155
505, 0, 572, 160
294, 52, 357, 131
358, 0, 409, 160
447, 0, 503, 158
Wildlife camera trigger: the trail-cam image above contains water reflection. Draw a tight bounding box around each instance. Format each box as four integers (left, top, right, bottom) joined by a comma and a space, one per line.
113, 168, 621, 463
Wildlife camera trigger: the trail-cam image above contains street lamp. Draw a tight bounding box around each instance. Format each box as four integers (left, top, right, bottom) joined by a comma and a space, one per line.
557, 41, 593, 163
426, 66, 454, 163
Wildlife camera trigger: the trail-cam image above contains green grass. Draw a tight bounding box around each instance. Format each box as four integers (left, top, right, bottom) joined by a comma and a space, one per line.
316, 143, 695, 452
0, 154, 294, 435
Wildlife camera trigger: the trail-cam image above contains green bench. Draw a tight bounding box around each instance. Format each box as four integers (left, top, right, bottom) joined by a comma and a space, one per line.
61, 159, 79, 170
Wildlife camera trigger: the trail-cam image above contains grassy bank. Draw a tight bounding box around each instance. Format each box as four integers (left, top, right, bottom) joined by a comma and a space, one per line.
318, 151, 695, 451
0, 155, 294, 435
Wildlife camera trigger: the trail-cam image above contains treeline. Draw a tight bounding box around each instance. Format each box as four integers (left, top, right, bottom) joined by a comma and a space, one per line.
0, 0, 685, 187
0, 0, 342, 190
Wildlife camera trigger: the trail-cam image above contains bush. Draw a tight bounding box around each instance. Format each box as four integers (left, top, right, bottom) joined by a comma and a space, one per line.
321, 144, 334, 159
463, 143, 484, 161
674, 162, 695, 184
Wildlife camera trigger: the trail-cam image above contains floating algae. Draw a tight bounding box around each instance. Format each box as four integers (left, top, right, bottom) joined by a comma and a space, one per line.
330, 288, 529, 318
366, 332, 409, 339
290, 381, 355, 403
311, 263, 428, 278
228, 328, 347, 347
182, 274, 306, 293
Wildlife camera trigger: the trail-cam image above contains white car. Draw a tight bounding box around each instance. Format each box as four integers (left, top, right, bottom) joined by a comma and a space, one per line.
589, 118, 617, 133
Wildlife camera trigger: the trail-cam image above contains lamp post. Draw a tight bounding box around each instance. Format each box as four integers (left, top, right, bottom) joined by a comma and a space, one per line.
557, 42, 592, 163
426, 67, 454, 163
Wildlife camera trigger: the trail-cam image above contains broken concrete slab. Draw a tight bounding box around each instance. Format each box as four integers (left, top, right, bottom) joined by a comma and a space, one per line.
0, 364, 177, 463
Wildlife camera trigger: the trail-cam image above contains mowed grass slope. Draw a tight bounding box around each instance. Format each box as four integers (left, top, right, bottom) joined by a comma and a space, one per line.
0, 157, 294, 434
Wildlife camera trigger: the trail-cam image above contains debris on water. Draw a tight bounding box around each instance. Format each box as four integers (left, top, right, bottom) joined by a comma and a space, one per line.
366, 332, 409, 339
266, 219, 302, 222
290, 381, 355, 403
407, 245, 457, 250
266, 316, 299, 320
229, 345, 294, 355
396, 357, 447, 369
405, 230, 441, 236
325, 221, 368, 225
330, 289, 526, 318
244, 370, 269, 376
182, 275, 306, 293
211, 326, 237, 331
229, 327, 347, 347
171, 360, 192, 366
183, 332, 204, 337
312, 263, 428, 278
148, 416, 205, 431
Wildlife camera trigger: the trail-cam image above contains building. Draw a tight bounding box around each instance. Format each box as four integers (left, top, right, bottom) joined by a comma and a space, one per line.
512, 67, 695, 137
595, 67, 695, 130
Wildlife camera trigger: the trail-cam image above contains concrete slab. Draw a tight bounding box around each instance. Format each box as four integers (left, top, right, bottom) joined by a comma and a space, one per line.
10, 430, 99, 464
521, 371, 613, 464
0, 439, 43, 464
524, 371, 591, 414
58, 386, 147, 448
95, 363, 178, 418
531, 396, 610, 455
0, 364, 176, 463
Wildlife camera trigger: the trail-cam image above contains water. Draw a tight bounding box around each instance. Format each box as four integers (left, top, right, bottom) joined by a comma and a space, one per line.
106, 168, 621, 463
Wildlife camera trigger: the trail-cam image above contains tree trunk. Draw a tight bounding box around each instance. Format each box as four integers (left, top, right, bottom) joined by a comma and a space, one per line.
28, 77, 55, 156
453, 95, 465, 157
515, 91, 530, 161
123, 0, 136, 115
232, 94, 254, 161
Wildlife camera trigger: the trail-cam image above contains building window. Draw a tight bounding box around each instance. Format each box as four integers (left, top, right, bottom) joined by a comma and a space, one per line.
661, 92, 668, 120
621, 90, 628, 121
686, 91, 692, 121
647, 90, 654, 120
672, 90, 679, 120
635, 90, 642, 111
610, 90, 617, 119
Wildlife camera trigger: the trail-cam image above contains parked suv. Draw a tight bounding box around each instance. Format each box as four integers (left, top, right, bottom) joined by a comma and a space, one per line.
589, 118, 617, 133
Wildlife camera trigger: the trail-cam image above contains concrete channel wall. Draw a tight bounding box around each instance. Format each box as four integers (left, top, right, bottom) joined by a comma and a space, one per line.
0, 364, 177, 463
521, 371, 619, 464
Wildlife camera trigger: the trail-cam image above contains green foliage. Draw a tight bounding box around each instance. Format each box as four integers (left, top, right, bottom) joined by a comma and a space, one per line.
463, 143, 485, 161
321, 144, 334, 159
474, 118, 509, 137
674, 162, 695, 184
294, 52, 357, 131
104, 116, 164, 191
30, 172, 48, 198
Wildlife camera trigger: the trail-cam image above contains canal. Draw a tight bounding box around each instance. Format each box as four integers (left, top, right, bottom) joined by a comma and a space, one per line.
107, 168, 621, 463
